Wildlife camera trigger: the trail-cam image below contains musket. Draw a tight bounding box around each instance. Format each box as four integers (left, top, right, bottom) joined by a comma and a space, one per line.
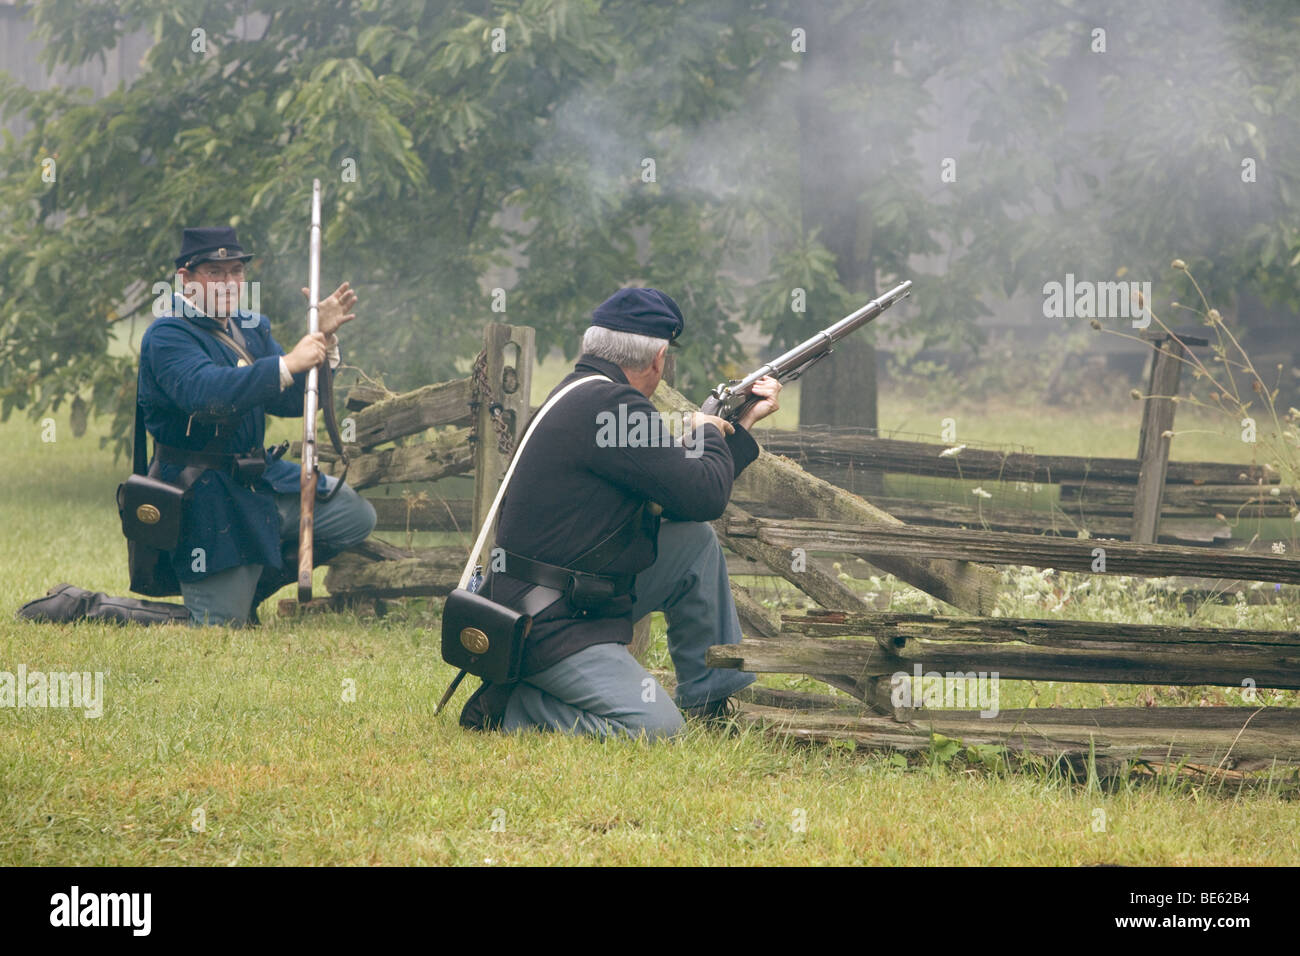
699, 279, 913, 423
298, 178, 323, 603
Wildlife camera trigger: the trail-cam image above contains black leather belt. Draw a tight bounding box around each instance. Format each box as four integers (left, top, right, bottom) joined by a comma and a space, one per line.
501, 550, 634, 594
157, 443, 266, 484
157, 444, 239, 470
488, 502, 654, 619
499, 550, 635, 619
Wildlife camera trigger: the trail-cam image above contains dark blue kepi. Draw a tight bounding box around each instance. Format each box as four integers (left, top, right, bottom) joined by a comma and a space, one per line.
590, 288, 684, 346
174, 226, 255, 270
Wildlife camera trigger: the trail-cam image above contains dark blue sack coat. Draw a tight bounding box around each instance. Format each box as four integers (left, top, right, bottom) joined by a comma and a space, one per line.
137, 294, 327, 583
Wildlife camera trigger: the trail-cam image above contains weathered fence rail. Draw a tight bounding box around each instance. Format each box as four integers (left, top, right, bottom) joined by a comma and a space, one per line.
734, 697, 1300, 773
713, 609, 1300, 771
754, 331, 1292, 553
811, 494, 1232, 544
1059, 481, 1293, 517
727, 518, 1300, 584
757, 429, 1275, 487
710, 611, 1300, 690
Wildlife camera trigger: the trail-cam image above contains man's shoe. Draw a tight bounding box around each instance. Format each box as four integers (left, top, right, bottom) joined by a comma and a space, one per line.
84, 593, 190, 626
16, 584, 94, 622
681, 696, 741, 725
459, 680, 514, 731
17, 584, 189, 625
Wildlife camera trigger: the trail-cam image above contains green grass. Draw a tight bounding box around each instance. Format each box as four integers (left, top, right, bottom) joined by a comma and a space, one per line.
2, 397, 1299, 866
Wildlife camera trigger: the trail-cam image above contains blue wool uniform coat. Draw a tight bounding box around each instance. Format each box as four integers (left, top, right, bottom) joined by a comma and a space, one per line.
137, 294, 327, 583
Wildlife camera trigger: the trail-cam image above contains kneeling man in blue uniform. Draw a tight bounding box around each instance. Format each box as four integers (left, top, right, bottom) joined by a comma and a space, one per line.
460, 288, 781, 738
140, 227, 375, 625
19, 227, 376, 626
129, 226, 376, 625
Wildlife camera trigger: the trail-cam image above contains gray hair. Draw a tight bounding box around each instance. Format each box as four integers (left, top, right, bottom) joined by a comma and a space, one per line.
581, 325, 668, 371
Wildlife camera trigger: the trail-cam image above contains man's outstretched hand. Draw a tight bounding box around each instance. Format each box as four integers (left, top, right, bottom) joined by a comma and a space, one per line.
301, 281, 358, 340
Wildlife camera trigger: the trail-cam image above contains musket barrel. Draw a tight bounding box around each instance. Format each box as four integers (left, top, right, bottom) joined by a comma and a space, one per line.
732, 279, 912, 392
822, 278, 911, 341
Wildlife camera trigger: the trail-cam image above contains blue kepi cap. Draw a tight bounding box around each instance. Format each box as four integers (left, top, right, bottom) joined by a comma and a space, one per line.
175, 226, 254, 270
590, 288, 684, 347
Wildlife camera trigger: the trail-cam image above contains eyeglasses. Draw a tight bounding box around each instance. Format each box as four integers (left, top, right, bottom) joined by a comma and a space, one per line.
194, 264, 246, 279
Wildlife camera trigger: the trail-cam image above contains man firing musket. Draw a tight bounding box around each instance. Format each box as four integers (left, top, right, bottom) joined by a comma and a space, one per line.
450, 281, 911, 737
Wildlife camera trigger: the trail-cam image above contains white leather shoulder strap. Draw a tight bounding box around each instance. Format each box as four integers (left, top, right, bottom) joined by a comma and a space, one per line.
459, 374, 611, 588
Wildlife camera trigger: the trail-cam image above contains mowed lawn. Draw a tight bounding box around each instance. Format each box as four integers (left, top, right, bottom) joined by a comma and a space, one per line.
2, 380, 1298, 866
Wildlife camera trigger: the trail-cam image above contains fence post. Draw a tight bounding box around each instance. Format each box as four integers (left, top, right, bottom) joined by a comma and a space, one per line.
1132, 332, 1206, 544
472, 323, 535, 548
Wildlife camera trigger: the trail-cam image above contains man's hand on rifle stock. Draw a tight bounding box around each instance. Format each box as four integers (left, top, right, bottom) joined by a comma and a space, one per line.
689, 376, 782, 438
735, 375, 782, 431
301, 281, 359, 343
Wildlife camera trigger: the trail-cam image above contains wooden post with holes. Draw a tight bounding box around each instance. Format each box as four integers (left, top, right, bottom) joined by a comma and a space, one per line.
472, 324, 535, 555
661, 351, 676, 388
1132, 332, 1207, 544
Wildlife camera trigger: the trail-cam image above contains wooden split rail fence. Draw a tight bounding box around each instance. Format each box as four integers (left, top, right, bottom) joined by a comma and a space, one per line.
756, 331, 1295, 549
658, 361, 1300, 772
758, 428, 1288, 545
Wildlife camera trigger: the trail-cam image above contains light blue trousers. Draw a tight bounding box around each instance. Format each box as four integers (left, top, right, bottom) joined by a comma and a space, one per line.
501, 520, 756, 740
180, 476, 376, 626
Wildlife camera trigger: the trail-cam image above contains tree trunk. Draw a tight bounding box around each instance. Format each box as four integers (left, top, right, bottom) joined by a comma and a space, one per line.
795, 6, 878, 435
795, 334, 878, 430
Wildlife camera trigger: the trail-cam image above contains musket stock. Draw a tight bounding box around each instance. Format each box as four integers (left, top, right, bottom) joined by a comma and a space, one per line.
700, 279, 912, 423
298, 179, 322, 603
